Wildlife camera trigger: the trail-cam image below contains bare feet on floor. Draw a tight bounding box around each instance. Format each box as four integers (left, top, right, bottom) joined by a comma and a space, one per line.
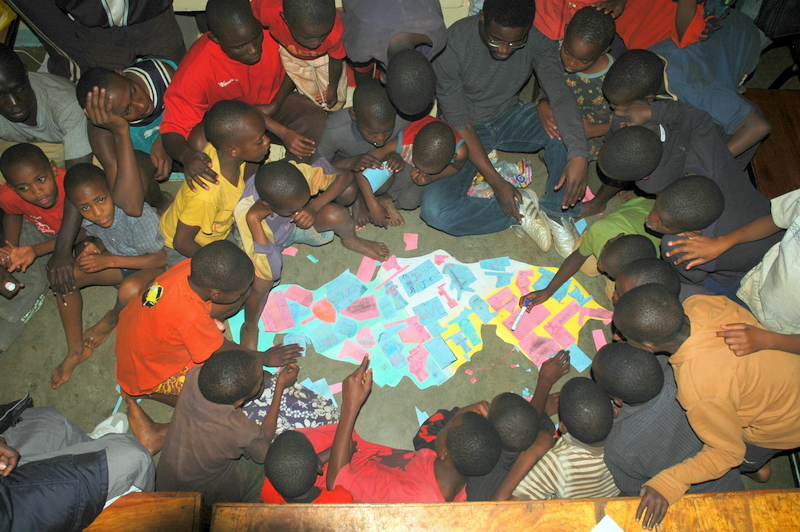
83, 313, 119, 348
342, 236, 391, 262
50, 345, 93, 389
123, 391, 169, 456
351, 196, 370, 229
376, 195, 405, 226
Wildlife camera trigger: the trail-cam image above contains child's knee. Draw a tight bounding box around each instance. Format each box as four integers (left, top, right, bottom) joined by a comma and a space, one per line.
315, 203, 348, 228
336, 180, 359, 206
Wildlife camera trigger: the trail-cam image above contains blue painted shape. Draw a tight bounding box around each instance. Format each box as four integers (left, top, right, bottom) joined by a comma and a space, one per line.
425, 336, 457, 369
378, 296, 398, 319
383, 281, 409, 310
287, 299, 311, 322
568, 285, 593, 305
448, 331, 471, 353
480, 257, 511, 271
552, 282, 569, 302
567, 344, 592, 373
415, 406, 430, 426
308, 323, 342, 352
413, 298, 448, 325
469, 295, 497, 323
378, 331, 404, 361
575, 218, 588, 235
398, 260, 444, 297
442, 263, 477, 299
334, 316, 359, 338
326, 271, 367, 312
283, 333, 309, 351
533, 268, 555, 290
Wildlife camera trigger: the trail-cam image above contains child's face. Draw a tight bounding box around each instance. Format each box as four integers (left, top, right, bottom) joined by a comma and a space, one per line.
5, 159, 59, 209
0, 67, 34, 123
70, 181, 115, 228
609, 99, 652, 127
645, 202, 675, 235
284, 16, 333, 50
233, 113, 271, 163
560, 34, 605, 74
596, 233, 623, 277
211, 18, 264, 65
103, 74, 154, 123
352, 112, 395, 148
241, 366, 267, 405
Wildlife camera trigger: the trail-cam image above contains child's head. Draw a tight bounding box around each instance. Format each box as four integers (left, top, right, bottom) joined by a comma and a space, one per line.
0, 143, 59, 208
597, 234, 657, 279
64, 164, 115, 228
76, 68, 154, 123
254, 160, 311, 216
613, 284, 685, 352
558, 377, 613, 444
350, 80, 397, 148
597, 126, 663, 183
204, 100, 271, 163
613, 258, 682, 304
488, 392, 540, 453
0, 44, 33, 124
190, 240, 255, 305
198, 349, 263, 406
592, 342, 664, 405
206, 0, 264, 65
647, 175, 723, 235
264, 430, 320, 500
602, 49, 663, 107
412, 121, 455, 176
385, 49, 435, 117
282, 0, 336, 51
480, 0, 535, 62
437, 411, 502, 477
561, 7, 615, 74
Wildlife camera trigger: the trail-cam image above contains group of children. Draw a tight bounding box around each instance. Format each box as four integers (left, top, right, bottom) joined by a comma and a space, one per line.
0, 0, 798, 527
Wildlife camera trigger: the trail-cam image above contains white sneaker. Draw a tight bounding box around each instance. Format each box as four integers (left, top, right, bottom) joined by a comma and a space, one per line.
89, 412, 129, 439
516, 188, 553, 252
545, 214, 578, 258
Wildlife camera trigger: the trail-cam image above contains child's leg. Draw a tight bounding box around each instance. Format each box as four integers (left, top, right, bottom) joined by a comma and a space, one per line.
51, 267, 124, 389
122, 391, 169, 456
376, 195, 404, 226
83, 268, 163, 348
241, 276, 273, 351
315, 203, 391, 261
135, 150, 173, 215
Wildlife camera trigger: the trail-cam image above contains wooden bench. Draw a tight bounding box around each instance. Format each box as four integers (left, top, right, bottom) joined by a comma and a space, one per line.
212, 488, 800, 531
84, 492, 202, 532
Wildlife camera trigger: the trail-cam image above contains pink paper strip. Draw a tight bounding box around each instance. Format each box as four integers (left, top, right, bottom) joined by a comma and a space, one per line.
593, 329, 608, 351
434, 254, 448, 265
583, 186, 596, 202
284, 285, 314, 307
338, 338, 369, 363
487, 287, 517, 313
470, 377, 477, 384
261, 292, 296, 332
356, 256, 378, 282
464, 369, 474, 375
329, 382, 343, 394
404, 233, 419, 251
407, 344, 431, 382
281, 246, 298, 256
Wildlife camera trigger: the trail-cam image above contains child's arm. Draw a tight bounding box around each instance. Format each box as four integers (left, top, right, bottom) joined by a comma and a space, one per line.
172, 221, 202, 258
665, 215, 780, 270
491, 429, 555, 501
261, 365, 299, 442
530, 350, 570, 416
74, 248, 167, 273
519, 250, 590, 310
583, 118, 611, 139
716, 325, 800, 357
246, 201, 273, 247
410, 142, 469, 186
293, 170, 358, 229
2, 213, 59, 272
536, 99, 561, 140
326, 58, 344, 109
327, 357, 372, 491
162, 132, 219, 190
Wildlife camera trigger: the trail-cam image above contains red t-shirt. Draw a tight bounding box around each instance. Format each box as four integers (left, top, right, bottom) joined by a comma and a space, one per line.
0, 167, 66, 235
398, 115, 462, 148
260, 479, 354, 503
161, 31, 286, 138
252, 0, 346, 60
114, 259, 224, 395
615, 0, 705, 50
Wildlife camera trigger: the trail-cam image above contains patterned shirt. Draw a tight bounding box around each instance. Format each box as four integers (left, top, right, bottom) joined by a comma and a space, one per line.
82, 205, 164, 257
563, 53, 614, 160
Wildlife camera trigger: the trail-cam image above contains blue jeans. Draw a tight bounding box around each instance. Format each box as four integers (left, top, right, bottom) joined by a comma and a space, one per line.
420, 100, 578, 236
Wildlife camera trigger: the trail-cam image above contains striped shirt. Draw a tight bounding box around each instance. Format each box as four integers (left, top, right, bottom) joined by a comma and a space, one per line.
513, 433, 620, 500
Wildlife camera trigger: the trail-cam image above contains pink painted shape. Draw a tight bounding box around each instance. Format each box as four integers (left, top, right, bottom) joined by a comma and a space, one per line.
407, 344, 431, 383
300, 315, 316, 326
338, 338, 369, 363
356, 256, 379, 282
579, 306, 614, 326
549, 326, 577, 348
382, 255, 403, 273
437, 284, 458, 308
403, 232, 419, 251
434, 254, 448, 265
519, 334, 562, 367
515, 269, 537, 294
464, 369, 474, 375
261, 291, 296, 332
311, 298, 337, 323
470, 377, 477, 384
284, 285, 314, 307
398, 316, 433, 344
356, 327, 376, 347
544, 301, 580, 334
329, 382, 343, 394
583, 186, 596, 202
487, 287, 517, 313
503, 304, 549, 341
281, 246, 299, 256
341, 295, 381, 321
593, 329, 608, 351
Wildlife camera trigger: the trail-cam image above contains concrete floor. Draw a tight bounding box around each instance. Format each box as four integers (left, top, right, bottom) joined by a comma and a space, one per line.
2, 23, 798, 493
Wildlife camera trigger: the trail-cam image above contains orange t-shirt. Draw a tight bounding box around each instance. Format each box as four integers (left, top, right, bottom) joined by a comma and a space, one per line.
114, 259, 224, 395
615, 0, 705, 50
260, 479, 354, 503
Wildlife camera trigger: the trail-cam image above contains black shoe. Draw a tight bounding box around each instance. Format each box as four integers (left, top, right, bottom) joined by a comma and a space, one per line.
0, 392, 33, 435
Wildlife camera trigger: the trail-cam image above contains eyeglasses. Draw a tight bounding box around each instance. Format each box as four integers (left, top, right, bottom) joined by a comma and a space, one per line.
482, 24, 528, 50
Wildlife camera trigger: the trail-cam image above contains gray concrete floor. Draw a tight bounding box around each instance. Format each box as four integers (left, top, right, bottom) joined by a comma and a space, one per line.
2, 28, 797, 492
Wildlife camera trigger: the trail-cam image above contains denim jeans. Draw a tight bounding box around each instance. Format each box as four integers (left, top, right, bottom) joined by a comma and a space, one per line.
421, 100, 579, 236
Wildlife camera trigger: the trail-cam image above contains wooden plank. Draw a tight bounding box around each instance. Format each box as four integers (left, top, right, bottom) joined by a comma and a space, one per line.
85, 492, 202, 532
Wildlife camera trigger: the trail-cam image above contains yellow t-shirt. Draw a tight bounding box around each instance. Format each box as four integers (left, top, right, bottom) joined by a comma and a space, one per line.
160, 143, 246, 249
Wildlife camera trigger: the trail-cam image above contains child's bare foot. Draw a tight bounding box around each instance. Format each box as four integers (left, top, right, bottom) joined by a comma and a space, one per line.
50, 345, 93, 389
342, 236, 391, 261
123, 391, 169, 456
579, 198, 607, 219
83, 313, 119, 348
746, 462, 772, 483
351, 196, 370, 229
616, 190, 637, 202
376, 196, 405, 226
240, 321, 260, 351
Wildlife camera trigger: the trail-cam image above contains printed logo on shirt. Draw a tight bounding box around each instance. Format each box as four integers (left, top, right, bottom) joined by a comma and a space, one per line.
218, 79, 239, 88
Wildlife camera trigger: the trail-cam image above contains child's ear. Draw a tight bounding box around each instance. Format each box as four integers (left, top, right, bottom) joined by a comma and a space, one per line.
225, 144, 240, 159
645, 94, 657, 102
348, 108, 357, 122
49, 160, 59, 175
604, 45, 611, 54
208, 32, 220, 45
233, 398, 246, 408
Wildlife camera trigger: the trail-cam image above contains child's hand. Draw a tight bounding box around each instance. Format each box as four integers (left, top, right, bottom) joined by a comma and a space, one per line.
716, 323, 772, 356
77, 241, 101, 259
3, 242, 35, 273
150, 136, 173, 182
0, 439, 20, 477
76, 252, 112, 273
457, 400, 490, 417
615, 100, 651, 127
84, 87, 129, 134
247, 200, 273, 222
351, 153, 383, 172
544, 392, 560, 416
637, 486, 669, 530
277, 363, 299, 388
281, 129, 316, 159
291, 206, 316, 229
383, 152, 405, 173
410, 167, 433, 185
536, 100, 560, 140
325, 85, 338, 110
0, 270, 22, 299
342, 356, 373, 409
262, 343, 303, 367
181, 149, 218, 192
492, 179, 523, 222
539, 350, 570, 387
519, 290, 552, 312
593, 0, 627, 17
665, 233, 725, 270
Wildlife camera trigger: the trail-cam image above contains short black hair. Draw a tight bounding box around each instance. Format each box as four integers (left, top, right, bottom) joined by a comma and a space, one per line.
75, 67, 119, 109
254, 160, 311, 208
283, 0, 335, 28
597, 126, 663, 182
602, 49, 664, 103
0, 143, 49, 179
385, 49, 435, 117
617, 258, 682, 298
488, 392, 540, 453
655, 175, 724, 233
0, 44, 26, 80
614, 284, 685, 346
446, 411, 502, 477
413, 121, 455, 174
559, 377, 613, 444
206, 0, 256, 36
264, 430, 318, 499
482, 0, 536, 29
565, 7, 615, 49
204, 99, 261, 149
599, 234, 657, 279
64, 163, 109, 200
592, 343, 664, 404
198, 349, 260, 405
190, 240, 254, 292
352, 80, 396, 125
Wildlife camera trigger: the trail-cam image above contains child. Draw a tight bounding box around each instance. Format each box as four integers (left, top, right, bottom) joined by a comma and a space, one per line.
356, 115, 468, 228
50, 164, 167, 389
611, 258, 681, 304
326, 358, 503, 502
593, 342, 744, 496
512, 377, 620, 500
252, 0, 347, 111
536, 7, 615, 162
384, 49, 437, 117
114, 241, 302, 403
152, 350, 299, 504
159, 100, 271, 265
614, 285, 800, 529
234, 159, 390, 349
0, 144, 68, 355
646, 175, 781, 301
